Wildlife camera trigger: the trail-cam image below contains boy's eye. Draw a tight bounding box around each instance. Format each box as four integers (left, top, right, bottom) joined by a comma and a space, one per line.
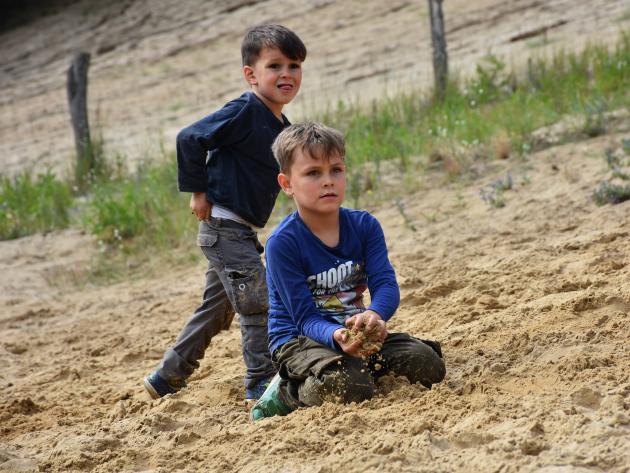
268, 63, 280, 69
290, 63, 301, 69
307, 170, 320, 176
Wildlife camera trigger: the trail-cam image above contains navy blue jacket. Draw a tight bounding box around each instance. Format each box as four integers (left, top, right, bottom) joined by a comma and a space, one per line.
176, 91, 289, 227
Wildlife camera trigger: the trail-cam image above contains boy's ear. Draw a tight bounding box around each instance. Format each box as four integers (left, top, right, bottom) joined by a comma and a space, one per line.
243, 65, 257, 86
277, 172, 293, 196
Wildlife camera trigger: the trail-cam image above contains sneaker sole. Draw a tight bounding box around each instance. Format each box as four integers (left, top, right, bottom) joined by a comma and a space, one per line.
143, 376, 161, 399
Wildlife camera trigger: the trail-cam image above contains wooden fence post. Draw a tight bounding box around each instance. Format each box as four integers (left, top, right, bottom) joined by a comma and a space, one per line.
66, 51, 92, 185
428, 0, 448, 101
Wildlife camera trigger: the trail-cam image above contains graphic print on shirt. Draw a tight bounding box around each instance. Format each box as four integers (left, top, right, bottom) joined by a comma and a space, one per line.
306, 260, 367, 323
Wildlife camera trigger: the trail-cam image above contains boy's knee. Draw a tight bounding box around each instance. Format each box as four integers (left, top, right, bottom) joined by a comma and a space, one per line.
430, 355, 446, 384
298, 363, 374, 407
414, 347, 446, 387
326, 368, 374, 404
390, 340, 446, 387
307, 363, 374, 406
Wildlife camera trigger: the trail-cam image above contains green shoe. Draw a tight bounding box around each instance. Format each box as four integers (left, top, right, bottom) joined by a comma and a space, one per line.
250, 373, 293, 421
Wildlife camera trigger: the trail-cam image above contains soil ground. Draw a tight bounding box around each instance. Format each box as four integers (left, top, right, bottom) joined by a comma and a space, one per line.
1, 1, 630, 472
2, 127, 630, 473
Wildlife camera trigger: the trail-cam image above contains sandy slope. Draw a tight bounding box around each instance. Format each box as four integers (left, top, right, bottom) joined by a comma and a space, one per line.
0, 0, 628, 176
1, 128, 629, 472
1, 1, 630, 472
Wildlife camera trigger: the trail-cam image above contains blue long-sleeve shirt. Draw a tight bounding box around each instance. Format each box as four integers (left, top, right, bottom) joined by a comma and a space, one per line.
265, 208, 400, 354
176, 91, 289, 228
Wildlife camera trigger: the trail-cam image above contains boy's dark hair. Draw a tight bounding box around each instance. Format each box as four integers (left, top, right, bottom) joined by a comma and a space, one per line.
241, 24, 307, 66
272, 122, 345, 174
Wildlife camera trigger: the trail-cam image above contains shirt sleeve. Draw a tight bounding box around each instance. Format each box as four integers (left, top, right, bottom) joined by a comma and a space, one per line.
266, 234, 343, 350
362, 214, 400, 320
176, 96, 249, 192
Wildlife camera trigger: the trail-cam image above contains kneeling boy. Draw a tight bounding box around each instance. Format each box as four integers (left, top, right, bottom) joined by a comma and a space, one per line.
252, 122, 445, 420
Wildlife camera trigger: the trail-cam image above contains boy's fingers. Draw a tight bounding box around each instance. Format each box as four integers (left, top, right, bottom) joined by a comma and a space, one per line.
379, 325, 388, 343
346, 340, 363, 357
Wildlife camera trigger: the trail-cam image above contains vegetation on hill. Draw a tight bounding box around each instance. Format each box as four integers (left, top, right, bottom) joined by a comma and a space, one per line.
0, 34, 628, 280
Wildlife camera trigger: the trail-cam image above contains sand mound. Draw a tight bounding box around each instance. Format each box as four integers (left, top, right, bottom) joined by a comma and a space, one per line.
2, 130, 629, 472
1, 1, 629, 471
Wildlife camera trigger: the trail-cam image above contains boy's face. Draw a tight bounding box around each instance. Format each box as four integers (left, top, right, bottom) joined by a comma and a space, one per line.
243, 47, 302, 118
278, 148, 346, 219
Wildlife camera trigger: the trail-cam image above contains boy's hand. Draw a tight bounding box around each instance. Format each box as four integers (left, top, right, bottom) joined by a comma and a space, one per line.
346, 310, 387, 343
333, 311, 388, 358
190, 192, 212, 221
333, 328, 365, 358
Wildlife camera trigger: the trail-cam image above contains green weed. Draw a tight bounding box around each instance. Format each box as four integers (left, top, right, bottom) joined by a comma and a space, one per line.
592, 181, 630, 205
320, 34, 630, 170
592, 141, 630, 206
0, 170, 73, 239
82, 152, 195, 247
395, 199, 417, 232
73, 131, 112, 193
480, 173, 513, 208
3, 34, 630, 285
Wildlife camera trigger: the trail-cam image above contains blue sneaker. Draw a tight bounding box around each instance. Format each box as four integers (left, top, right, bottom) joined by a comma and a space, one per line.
245, 377, 273, 401
143, 372, 186, 399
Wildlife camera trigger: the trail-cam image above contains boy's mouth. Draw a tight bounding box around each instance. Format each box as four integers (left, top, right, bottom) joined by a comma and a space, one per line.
320, 192, 337, 199
277, 83, 293, 90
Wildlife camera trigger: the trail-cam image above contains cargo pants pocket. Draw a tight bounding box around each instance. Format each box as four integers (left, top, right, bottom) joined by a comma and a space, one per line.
224, 265, 268, 316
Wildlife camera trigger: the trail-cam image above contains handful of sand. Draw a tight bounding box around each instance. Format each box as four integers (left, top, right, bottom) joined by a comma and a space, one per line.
340, 320, 383, 357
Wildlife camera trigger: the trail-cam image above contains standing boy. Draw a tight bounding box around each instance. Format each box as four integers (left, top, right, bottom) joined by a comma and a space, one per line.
251, 122, 445, 420
144, 24, 307, 401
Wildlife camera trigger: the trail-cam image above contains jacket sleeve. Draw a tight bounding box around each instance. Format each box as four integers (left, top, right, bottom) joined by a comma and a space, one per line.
176, 97, 248, 192
363, 214, 400, 321
266, 235, 343, 350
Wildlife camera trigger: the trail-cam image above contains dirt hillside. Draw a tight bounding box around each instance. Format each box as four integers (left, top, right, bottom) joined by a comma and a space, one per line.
0, 0, 628, 176
1, 1, 630, 472
2, 126, 630, 472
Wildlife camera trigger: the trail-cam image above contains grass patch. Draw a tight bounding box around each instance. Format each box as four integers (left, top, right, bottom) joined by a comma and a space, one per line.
321, 33, 630, 174
617, 9, 630, 23
479, 173, 513, 208
1, 34, 629, 282
592, 181, 630, 205
0, 170, 73, 240
80, 149, 199, 283
592, 142, 630, 206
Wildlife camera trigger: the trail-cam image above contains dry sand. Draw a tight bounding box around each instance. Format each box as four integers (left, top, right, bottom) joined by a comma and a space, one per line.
2, 127, 630, 473
1, 1, 630, 472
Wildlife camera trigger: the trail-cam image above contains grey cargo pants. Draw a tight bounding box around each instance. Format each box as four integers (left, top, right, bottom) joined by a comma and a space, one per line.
156, 218, 275, 390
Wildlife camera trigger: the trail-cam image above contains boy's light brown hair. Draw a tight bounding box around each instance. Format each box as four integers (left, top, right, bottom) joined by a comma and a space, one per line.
272, 122, 345, 174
